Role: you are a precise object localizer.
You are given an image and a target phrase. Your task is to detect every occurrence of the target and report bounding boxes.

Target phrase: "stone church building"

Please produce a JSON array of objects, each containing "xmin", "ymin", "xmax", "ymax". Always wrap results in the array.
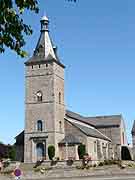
[{"xmin": 15, "ymin": 16, "xmax": 128, "ymax": 163}]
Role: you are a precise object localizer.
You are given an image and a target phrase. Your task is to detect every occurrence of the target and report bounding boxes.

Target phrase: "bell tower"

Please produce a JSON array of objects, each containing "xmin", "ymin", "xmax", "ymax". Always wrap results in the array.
[{"xmin": 24, "ymin": 16, "xmax": 65, "ymax": 163}]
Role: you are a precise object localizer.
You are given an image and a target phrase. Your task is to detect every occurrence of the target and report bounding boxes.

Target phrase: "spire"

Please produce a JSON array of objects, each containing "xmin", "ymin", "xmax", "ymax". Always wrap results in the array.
[
  {"xmin": 26, "ymin": 16, "xmax": 63, "ymax": 65},
  {"xmin": 34, "ymin": 15, "xmax": 57, "ymax": 59}
]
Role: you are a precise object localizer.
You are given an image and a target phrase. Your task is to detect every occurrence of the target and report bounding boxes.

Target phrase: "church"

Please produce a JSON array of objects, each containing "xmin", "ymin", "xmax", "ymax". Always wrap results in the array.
[{"xmin": 15, "ymin": 16, "xmax": 128, "ymax": 163}]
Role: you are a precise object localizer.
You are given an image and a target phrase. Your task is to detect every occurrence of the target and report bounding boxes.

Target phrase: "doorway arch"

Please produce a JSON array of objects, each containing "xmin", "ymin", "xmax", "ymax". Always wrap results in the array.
[{"xmin": 36, "ymin": 143, "xmax": 45, "ymax": 161}]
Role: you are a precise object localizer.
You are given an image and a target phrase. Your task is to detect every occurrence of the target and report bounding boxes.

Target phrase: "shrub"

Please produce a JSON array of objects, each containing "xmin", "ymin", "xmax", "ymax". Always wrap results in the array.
[
  {"xmin": 104, "ymin": 160, "xmax": 114, "ymax": 165},
  {"xmin": 3, "ymin": 160, "xmax": 10, "ymax": 168},
  {"xmin": 104, "ymin": 160, "xmax": 109, "ymax": 165},
  {"xmin": 98, "ymin": 162, "xmax": 104, "ymax": 166},
  {"xmin": 8, "ymin": 146, "xmax": 16, "ymax": 161},
  {"xmin": 78, "ymin": 144, "xmax": 86, "ymax": 159},
  {"xmin": 128, "ymin": 163, "xmax": 133, "ymax": 168},
  {"xmin": 48, "ymin": 145, "xmax": 55, "ymax": 160},
  {"xmin": 34, "ymin": 166, "xmax": 52, "ymax": 173},
  {"xmin": 85, "ymin": 165, "xmax": 90, "ymax": 169},
  {"xmin": 34, "ymin": 167, "xmax": 41, "ymax": 172},
  {"xmin": 93, "ymin": 164, "xmax": 97, "ymax": 167}
]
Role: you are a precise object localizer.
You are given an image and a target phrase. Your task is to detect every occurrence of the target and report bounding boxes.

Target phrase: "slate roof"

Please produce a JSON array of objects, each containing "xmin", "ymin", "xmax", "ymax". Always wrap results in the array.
[
  {"xmin": 15, "ymin": 131, "xmax": 24, "ymax": 146},
  {"xmin": 65, "ymin": 118, "xmax": 111, "ymax": 142},
  {"xmin": 59, "ymin": 134, "xmax": 81, "ymax": 145},
  {"xmin": 66, "ymin": 110, "xmax": 85, "ymax": 121},
  {"xmin": 25, "ymin": 16, "xmax": 65, "ymax": 68},
  {"xmin": 84, "ymin": 116, "xmax": 121, "ymax": 128},
  {"xmin": 66, "ymin": 110, "xmax": 95, "ymax": 127},
  {"xmin": 66, "ymin": 110, "xmax": 122, "ymax": 128},
  {"xmin": 26, "ymin": 54, "xmax": 55, "ymax": 64}
]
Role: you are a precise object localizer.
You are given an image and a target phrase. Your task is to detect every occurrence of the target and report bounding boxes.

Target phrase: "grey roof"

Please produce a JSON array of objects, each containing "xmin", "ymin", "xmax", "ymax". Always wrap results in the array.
[
  {"xmin": 65, "ymin": 118, "xmax": 111, "ymax": 142},
  {"xmin": 131, "ymin": 120, "xmax": 135, "ymax": 135},
  {"xmin": 59, "ymin": 134, "xmax": 81, "ymax": 145},
  {"xmin": 66, "ymin": 110, "xmax": 95, "ymax": 127},
  {"xmin": 66, "ymin": 110, "xmax": 122, "ymax": 128},
  {"xmin": 84, "ymin": 116, "xmax": 122, "ymax": 128},
  {"xmin": 26, "ymin": 52, "xmax": 56, "ymax": 64},
  {"xmin": 25, "ymin": 17, "xmax": 65, "ymax": 69},
  {"xmin": 25, "ymin": 55, "xmax": 65, "ymax": 68},
  {"xmin": 66, "ymin": 110, "xmax": 85, "ymax": 121},
  {"xmin": 15, "ymin": 131, "xmax": 24, "ymax": 146}
]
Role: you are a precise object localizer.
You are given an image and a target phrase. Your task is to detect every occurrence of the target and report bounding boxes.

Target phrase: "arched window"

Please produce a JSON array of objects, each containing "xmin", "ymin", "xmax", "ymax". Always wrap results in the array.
[
  {"xmin": 59, "ymin": 121, "xmax": 62, "ymax": 131},
  {"xmin": 59, "ymin": 92, "xmax": 61, "ymax": 104},
  {"xmin": 37, "ymin": 120, "xmax": 43, "ymax": 131},
  {"xmin": 36, "ymin": 91, "xmax": 43, "ymax": 102}
]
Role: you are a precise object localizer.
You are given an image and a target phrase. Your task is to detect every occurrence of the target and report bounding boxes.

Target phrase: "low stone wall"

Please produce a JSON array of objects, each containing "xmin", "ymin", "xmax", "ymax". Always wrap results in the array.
[
  {"xmin": 17, "ymin": 160, "xmax": 99, "ymax": 170},
  {"xmin": 8, "ymin": 159, "xmax": 105, "ymax": 172},
  {"xmin": 8, "ymin": 160, "xmax": 135, "ymax": 172},
  {"xmin": 40, "ymin": 160, "xmax": 100, "ymax": 169}
]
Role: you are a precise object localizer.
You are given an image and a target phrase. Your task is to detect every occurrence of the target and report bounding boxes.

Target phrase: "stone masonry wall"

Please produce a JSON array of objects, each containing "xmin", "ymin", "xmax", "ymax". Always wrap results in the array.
[{"xmin": 24, "ymin": 61, "xmax": 65, "ymax": 163}]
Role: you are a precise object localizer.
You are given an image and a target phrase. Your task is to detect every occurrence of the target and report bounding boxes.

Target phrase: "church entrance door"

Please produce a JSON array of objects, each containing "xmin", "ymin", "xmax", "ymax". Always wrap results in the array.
[{"xmin": 36, "ymin": 143, "xmax": 45, "ymax": 161}]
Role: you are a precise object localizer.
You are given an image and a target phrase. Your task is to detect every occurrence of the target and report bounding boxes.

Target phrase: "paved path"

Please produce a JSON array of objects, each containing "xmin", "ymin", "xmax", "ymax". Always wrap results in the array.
[
  {"xmin": 1, "ymin": 166, "xmax": 135, "ymax": 180},
  {"xmin": 25, "ymin": 176, "xmax": 135, "ymax": 180},
  {"xmin": 1, "ymin": 174, "xmax": 135, "ymax": 180},
  {"xmin": 68, "ymin": 177, "xmax": 135, "ymax": 180}
]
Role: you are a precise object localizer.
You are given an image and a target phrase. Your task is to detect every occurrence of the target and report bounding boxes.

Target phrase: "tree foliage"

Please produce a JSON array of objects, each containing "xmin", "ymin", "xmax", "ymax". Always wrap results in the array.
[
  {"xmin": 0, "ymin": 143, "xmax": 8, "ymax": 159},
  {"xmin": 78, "ymin": 144, "xmax": 86, "ymax": 159},
  {"xmin": 0, "ymin": 143, "xmax": 16, "ymax": 160},
  {"xmin": 8, "ymin": 146, "xmax": 16, "ymax": 161},
  {"xmin": 0, "ymin": 0, "xmax": 77, "ymax": 57},
  {"xmin": 0, "ymin": 0, "xmax": 39, "ymax": 57},
  {"xmin": 48, "ymin": 145, "xmax": 55, "ymax": 160}
]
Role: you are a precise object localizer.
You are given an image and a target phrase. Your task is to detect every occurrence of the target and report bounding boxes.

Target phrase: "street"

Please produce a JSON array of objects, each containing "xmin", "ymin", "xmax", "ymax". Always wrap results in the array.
[
  {"xmin": 66, "ymin": 177, "xmax": 135, "ymax": 180},
  {"xmin": 25, "ymin": 176, "xmax": 135, "ymax": 180},
  {"xmin": 1, "ymin": 174, "xmax": 135, "ymax": 180}
]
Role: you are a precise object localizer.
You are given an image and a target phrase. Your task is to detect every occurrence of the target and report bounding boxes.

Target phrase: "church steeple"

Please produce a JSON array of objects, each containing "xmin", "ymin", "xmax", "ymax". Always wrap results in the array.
[
  {"xmin": 34, "ymin": 15, "xmax": 57, "ymax": 60},
  {"xmin": 24, "ymin": 16, "xmax": 65, "ymax": 163},
  {"xmin": 25, "ymin": 16, "xmax": 64, "ymax": 67}
]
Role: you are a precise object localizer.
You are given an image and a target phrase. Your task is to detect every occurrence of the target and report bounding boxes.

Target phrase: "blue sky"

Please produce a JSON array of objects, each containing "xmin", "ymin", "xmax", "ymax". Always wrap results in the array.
[{"xmin": 0, "ymin": 0, "xmax": 135, "ymax": 144}]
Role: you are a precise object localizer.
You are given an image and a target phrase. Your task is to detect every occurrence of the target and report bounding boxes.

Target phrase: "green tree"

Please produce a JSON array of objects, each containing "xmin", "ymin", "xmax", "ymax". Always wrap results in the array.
[
  {"xmin": 0, "ymin": 0, "xmax": 76, "ymax": 57},
  {"xmin": 0, "ymin": 143, "xmax": 8, "ymax": 159},
  {"xmin": 8, "ymin": 146, "xmax": 16, "ymax": 161},
  {"xmin": 78, "ymin": 144, "xmax": 86, "ymax": 159},
  {"xmin": 48, "ymin": 145, "xmax": 55, "ymax": 160},
  {"xmin": 0, "ymin": 0, "xmax": 39, "ymax": 57}
]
